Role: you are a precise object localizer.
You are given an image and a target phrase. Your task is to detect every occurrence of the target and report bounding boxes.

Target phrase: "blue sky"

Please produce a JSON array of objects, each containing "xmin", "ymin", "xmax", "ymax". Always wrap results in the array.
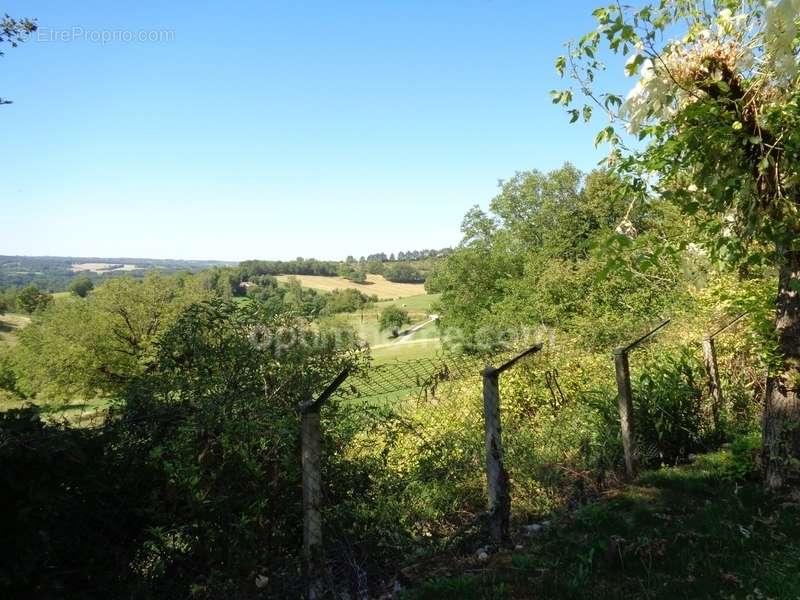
[{"xmin": 1, "ymin": 1, "xmax": 627, "ymax": 261}]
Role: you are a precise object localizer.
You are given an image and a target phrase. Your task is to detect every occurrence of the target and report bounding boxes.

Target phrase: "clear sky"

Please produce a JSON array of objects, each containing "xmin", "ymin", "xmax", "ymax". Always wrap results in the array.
[{"xmin": 1, "ymin": 1, "xmax": 627, "ymax": 261}]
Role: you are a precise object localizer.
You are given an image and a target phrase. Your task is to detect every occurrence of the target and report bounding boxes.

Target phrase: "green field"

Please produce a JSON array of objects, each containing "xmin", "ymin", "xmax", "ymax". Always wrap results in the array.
[
  {"xmin": 1, "ymin": 291, "xmax": 444, "ymax": 420},
  {"xmin": 334, "ymin": 293, "xmax": 443, "ymax": 363}
]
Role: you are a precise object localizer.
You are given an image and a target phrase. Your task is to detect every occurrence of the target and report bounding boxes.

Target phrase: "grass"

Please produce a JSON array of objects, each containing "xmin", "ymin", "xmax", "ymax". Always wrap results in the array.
[
  {"xmin": 276, "ymin": 273, "xmax": 426, "ymax": 300},
  {"xmin": 374, "ymin": 293, "xmax": 441, "ymax": 312},
  {"xmin": 371, "ymin": 337, "xmax": 442, "ymax": 364},
  {"xmin": 335, "ymin": 293, "xmax": 443, "ymax": 363},
  {"xmin": 0, "ymin": 393, "xmax": 111, "ymax": 426},
  {"xmin": 402, "ymin": 451, "xmax": 800, "ymax": 600},
  {"xmin": 0, "ymin": 313, "xmax": 30, "ymax": 347}
]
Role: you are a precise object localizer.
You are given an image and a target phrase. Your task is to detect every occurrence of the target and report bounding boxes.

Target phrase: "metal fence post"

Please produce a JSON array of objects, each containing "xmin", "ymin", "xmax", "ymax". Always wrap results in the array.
[
  {"xmin": 300, "ymin": 407, "xmax": 323, "ymax": 600},
  {"xmin": 297, "ymin": 368, "xmax": 350, "ymax": 600},
  {"xmin": 613, "ymin": 347, "xmax": 637, "ymax": 480},
  {"xmin": 480, "ymin": 344, "xmax": 542, "ymax": 543},
  {"xmin": 702, "ymin": 335, "xmax": 723, "ymax": 435},
  {"xmin": 482, "ymin": 366, "xmax": 510, "ymax": 543},
  {"xmin": 611, "ymin": 320, "xmax": 670, "ymax": 480}
]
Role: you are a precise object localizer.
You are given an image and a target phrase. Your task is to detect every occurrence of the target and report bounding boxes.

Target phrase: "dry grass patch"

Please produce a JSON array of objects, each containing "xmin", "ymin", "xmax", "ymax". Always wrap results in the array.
[{"xmin": 275, "ymin": 274, "xmax": 425, "ymax": 300}]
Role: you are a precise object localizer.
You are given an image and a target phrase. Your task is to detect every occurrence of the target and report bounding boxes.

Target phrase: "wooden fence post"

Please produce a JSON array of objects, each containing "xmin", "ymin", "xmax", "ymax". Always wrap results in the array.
[
  {"xmin": 702, "ymin": 334, "xmax": 723, "ymax": 435},
  {"xmin": 482, "ymin": 367, "xmax": 510, "ymax": 543},
  {"xmin": 613, "ymin": 348, "xmax": 637, "ymax": 480},
  {"xmin": 301, "ymin": 407, "xmax": 323, "ymax": 600}
]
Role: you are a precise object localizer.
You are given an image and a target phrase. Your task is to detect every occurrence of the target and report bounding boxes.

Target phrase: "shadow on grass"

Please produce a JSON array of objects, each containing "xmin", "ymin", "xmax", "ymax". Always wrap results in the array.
[{"xmin": 403, "ymin": 451, "xmax": 800, "ymax": 600}]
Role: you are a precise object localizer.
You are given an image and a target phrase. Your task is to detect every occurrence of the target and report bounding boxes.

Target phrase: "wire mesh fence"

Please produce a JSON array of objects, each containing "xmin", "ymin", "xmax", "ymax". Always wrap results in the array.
[
  {"xmin": 296, "ymin": 346, "xmax": 551, "ymax": 597},
  {"xmin": 1, "ymin": 310, "xmax": 769, "ymax": 599}
]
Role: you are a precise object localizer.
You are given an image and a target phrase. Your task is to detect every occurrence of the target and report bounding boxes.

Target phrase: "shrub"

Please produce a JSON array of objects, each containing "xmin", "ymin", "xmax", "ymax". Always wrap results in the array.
[
  {"xmin": 721, "ymin": 431, "xmax": 762, "ymax": 481},
  {"xmin": 632, "ymin": 347, "xmax": 707, "ymax": 466}
]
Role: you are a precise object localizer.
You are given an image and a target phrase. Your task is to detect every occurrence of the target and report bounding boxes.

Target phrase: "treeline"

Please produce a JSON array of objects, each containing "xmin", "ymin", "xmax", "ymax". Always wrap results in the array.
[
  {"xmin": 235, "ymin": 257, "xmax": 428, "ymax": 284},
  {"xmin": 362, "ymin": 247, "xmax": 452, "ymax": 262},
  {"xmin": 237, "ymin": 258, "xmax": 339, "ymax": 278},
  {"xmin": 0, "ymin": 254, "xmax": 442, "ymax": 297},
  {"xmin": 239, "ymin": 274, "xmax": 377, "ymax": 318}
]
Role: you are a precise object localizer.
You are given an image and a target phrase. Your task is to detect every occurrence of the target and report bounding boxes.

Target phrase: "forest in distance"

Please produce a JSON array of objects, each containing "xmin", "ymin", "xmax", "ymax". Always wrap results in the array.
[{"xmin": 4, "ymin": 1, "xmax": 800, "ymax": 599}]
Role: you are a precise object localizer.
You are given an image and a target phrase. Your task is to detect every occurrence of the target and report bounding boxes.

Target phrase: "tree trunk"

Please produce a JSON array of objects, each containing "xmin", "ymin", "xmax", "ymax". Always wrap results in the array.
[{"xmin": 762, "ymin": 249, "xmax": 800, "ymax": 490}]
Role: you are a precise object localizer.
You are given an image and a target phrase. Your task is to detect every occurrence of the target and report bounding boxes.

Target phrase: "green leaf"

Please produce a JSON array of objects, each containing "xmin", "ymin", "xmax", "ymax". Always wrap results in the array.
[
  {"xmin": 555, "ymin": 55, "xmax": 566, "ymax": 77},
  {"xmin": 592, "ymin": 7, "xmax": 609, "ymax": 23},
  {"xmin": 604, "ymin": 94, "xmax": 622, "ymax": 109},
  {"xmin": 624, "ymin": 54, "xmax": 645, "ymax": 77},
  {"xmin": 732, "ymin": 121, "xmax": 743, "ymax": 130}
]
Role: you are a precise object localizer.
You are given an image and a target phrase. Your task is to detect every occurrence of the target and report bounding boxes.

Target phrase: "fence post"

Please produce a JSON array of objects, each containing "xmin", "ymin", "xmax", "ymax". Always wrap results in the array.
[
  {"xmin": 297, "ymin": 368, "xmax": 350, "ymax": 600},
  {"xmin": 482, "ymin": 366, "xmax": 510, "ymax": 543},
  {"xmin": 301, "ymin": 406, "xmax": 323, "ymax": 600},
  {"xmin": 613, "ymin": 348, "xmax": 637, "ymax": 480},
  {"xmin": 702, "ymin": 334, "xmax": 723, "ymax": 435}
]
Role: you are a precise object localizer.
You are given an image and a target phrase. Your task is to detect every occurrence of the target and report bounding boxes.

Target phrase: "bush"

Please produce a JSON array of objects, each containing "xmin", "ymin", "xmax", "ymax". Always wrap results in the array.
[
  {"xmin": 722, "ymin": 431, "xmax": 762, "ymax": 481},
  {"xmin": 632, "ymin": 347, "xmax": 707, "ymax": 466},
  {"xmin": 68, "ymin": 275, "xmax": 94, "ymax": 298},
  {"xmin": 1, "ymin": 299, "xmax": 368, "ymax": 598}
]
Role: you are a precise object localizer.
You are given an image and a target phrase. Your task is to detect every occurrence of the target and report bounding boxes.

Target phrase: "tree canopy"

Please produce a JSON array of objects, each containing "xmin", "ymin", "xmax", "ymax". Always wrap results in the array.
[
  {"xmin": 556, "ymin": 0, "xmax": 800, "ymax": 489},
  {"xmin": 68, "ymin": 276, "xmax": 94, "ymax": 298}
]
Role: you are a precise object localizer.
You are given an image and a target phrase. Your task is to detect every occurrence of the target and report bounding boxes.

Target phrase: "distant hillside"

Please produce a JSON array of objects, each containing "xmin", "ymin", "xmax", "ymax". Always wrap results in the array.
[{"xmin": 0, "ymin": 255, "xmax": 235, "ymax": 292}]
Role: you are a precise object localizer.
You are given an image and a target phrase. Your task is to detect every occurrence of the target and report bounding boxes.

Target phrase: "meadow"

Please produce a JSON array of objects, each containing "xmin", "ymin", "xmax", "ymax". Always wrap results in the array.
[{"xmin": 327, "ymin": 292, "xmax": 443, "ymax": 363}]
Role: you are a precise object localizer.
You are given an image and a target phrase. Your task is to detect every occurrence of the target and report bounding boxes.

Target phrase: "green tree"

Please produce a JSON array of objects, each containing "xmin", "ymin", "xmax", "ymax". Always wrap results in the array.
[
  {"xmin": 11, "ymin": 273, "xmax": 212, "ymax": 399},
  {"xmin": 558, "ymin": 0, "xmax": 800, "ymax": 489},
  {"xmin": 384, "ymin": 263, "xmax": 424, "ymax": 283},
  {"xmin": 365, "ymin": 260, "xmax": 385, "ymax": 275},
  {"xmin": 379, "ymin": 305, "xmax": 411, "ymax": 337},
  {"xmin": 323, "ymin": 288, "xmax": 372, "ymax": 315},
  {"xmin": 428, "ymin": 165, "xmax": 683, "ymax": 350},
  {"xmin": 68, "ymin": 276, "xmax": 94, "ymax": 298},
  {"xmin": 16, "ymin": 284, "xmax": 53, "ymax": 314}
]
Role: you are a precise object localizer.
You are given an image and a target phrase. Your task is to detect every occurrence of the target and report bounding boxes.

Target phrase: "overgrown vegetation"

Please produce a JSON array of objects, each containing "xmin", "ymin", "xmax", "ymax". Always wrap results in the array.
[
  {"xmin": 0, "ymin": 163, "xmax": 773, "ymax": 597},
  {"xmin": 3, "ymin": 0, "xmax": 799, "ymax": 597},
  {"xmin": 403, "ymin": 451, "xmax": 800, "ymax": 599}
]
